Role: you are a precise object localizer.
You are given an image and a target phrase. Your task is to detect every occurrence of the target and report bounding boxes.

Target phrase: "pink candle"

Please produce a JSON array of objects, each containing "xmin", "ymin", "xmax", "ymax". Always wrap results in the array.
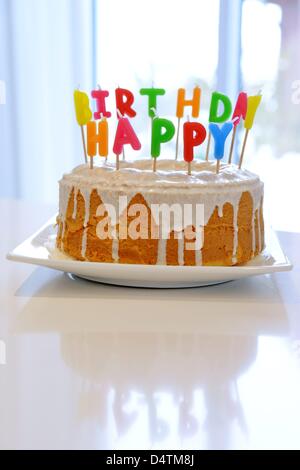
[
  {"xmin": 91, "ymin": 89, "xmax": 111, "ymax": 119},
  {"xmin": 113, "ymin": 117, "xmax": 141, "ymax": 155}
]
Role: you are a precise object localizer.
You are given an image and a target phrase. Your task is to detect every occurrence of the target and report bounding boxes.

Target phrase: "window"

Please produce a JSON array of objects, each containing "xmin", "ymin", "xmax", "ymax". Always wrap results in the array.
[
  {"xmin": 95, "ymin": 0, "xmax": 221, "ymax": 158},
  {"xmin": 241, "ymin": 0, "xmax": 300, "ymax": 231}
]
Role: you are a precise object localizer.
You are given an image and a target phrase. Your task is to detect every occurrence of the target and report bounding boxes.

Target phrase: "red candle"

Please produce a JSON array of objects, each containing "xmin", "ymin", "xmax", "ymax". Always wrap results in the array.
[
  {"xmin": 183, "ymin": 121, "xmax": 207, "ymax": 163},
  {"xmin": 115, "ymin": 88, "xmax": 136, "ymax": 118},
  {"xmin": 232, "ymin": 92, "xmax": 248, "ymax": 126}
]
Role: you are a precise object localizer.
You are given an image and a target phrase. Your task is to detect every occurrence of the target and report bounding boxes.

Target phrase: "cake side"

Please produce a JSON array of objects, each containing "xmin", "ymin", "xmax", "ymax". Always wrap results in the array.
[{"xmin": 56, "ymin": 160, "xmax": 264, "ymax": 266}]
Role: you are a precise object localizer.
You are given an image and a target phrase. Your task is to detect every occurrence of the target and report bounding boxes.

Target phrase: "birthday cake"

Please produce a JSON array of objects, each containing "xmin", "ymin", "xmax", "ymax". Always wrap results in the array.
[
  {"xmin": 56, "ymin": 159, "xmax": 264, "ymax": 266},
  {"xmin": 56, "ymin": 86, "xmax": 264, "ymax": 266}
]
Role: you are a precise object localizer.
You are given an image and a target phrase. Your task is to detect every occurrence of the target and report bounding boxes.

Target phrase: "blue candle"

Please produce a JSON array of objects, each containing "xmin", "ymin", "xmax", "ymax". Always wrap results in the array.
[{"xmin": 209, "ymin": 122, "xmax": 233, "ymax": 173}]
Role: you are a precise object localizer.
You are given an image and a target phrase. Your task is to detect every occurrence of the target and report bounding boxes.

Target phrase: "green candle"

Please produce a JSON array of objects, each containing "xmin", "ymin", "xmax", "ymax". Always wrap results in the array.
[
  {"xmin": 140, "ymin": 88, "xmax": 166, "ymax": 118},
  {"xmin": 151, "ymin": 117, "xmax": 175, "ymax": 158},
  {"xmin": 209, "ymin": 91, "xmax": 232, "ymax": 123}
]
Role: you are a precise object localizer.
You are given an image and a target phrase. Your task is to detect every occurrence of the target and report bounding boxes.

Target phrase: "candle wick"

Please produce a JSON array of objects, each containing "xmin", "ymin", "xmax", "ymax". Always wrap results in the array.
[
  {"xmin": 97, "ymin": 84, "xmax": 101, "ymax": 90},
  {"xmin": 117, "ymin": 109, "xmax": 123, "ymax": 119}
]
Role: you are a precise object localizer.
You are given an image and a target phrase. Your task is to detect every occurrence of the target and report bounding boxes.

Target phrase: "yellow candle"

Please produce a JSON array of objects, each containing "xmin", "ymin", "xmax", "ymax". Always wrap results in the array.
[
  {"xmin": 74, "ymin": 90, "xmax": 92, "ymax": 126},
  {"xmin": 244, "ymin": 94, "xmax": 262, "ymax": 130}
]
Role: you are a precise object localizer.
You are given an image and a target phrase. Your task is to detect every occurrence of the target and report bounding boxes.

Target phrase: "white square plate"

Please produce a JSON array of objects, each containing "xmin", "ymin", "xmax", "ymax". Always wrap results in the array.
[{"xmin": 7, "ymin": 216, "xmax": 292, "ymax": 288}]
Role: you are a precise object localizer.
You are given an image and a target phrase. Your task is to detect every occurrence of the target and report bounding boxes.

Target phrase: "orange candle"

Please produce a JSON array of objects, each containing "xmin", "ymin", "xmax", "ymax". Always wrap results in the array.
[
  {"xmin": 176, "ymin": 87, "xmax": 201, "ymax": 119},
  {"xmin": 87, "ymin": 119, "xmax": 109, "ymax": 158}
]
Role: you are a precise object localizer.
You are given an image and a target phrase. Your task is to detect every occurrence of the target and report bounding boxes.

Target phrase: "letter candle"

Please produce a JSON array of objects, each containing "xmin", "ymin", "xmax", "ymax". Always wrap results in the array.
[
  {"xmin": 209, "ymin": 122, "xmax": 233, "ymax": 174},
  {"xmin": 175, "ymin": 86, "xmax": 201, "ymax": 160},
  {"xmin": 151, "ymin": 115, "xmax": 175, "ymax": 172},
  {"xmin": 228, "ymin": 92, "xmax": 248, "ymax": 164},
  {"xmin": 239, "ymin": 93, "xmax": 262, "ymax": 169},
  {"xmin": 183, "ymin": 117, "xmax": 206, "ymax": 175},
  {"xmin": 74, "ymin": 90, "xmax": 92, "ymax": 164},
  {"xmin": 115, "ymin": 87, "xmax": 136, "ymax": 118},
  {"xmin": 113, "ymin": 116, "xmax": 141, "ymax": 170},
  {"xmin": 205, "ymin": 92, "xmax": 232, "ymax": 161},
  {"xmin": 100, "ymin": 113, "xmax": 108, "ymax": 162},
  {"xmin": 116, "ymin": 108, "xmax": 126, "ymax": 161},
  {"xmin": 140, "ymin": 87, "xmax": 166, "ymax": 119},
  {"xmin": 87, "ymin": 118, "xmax": 109, "ymax": 169},
  {"xmin": 91, "ymin": 88, "xmax": 111, "ymax": 119}
]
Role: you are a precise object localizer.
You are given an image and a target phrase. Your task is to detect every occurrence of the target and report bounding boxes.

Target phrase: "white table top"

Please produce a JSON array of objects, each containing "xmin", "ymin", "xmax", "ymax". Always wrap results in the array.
[{"xmin": 1, "ymin": 198, "xmax": 300, "ymax": 450}]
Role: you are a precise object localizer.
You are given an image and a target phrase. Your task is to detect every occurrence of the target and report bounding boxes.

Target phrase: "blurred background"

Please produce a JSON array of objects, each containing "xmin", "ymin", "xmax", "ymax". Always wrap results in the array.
[{"xmin": 0, "ymin": 0, "xmax": 299, "ymax": 231}]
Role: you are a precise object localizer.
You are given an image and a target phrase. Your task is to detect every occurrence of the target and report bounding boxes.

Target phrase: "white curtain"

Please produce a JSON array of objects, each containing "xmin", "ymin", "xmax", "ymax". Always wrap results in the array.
[{"xmin": 0, "ymin": 0, "xmax": 95, "ymax": 203}]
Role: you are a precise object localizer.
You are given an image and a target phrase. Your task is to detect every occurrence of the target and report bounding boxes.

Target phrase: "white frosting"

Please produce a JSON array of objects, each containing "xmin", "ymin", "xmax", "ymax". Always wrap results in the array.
[
  {"xmin": 81, "ymin": 229, "xmax": 87, "ymax": 259},
  {"xmin": 58, "ymin": 159, "xmax": 264, "ymax": 265},
  {"xmin": 112, "ymin": 237, "xmax": 119, "ymax": 262},
  {"xmin": 72, "ymin": 187, "xmax": 79, "ymax": 219},
  {"xmin": 157, "ymin": 238, "xmax": 167, "ymax": 265},
  {"xmin": 177, "ymin": 237, "xmax": 184, "ymax": 266},
  {"xmin": 252, "ymin": 211, "xmax": 256, "ymax": 254},
  {"xmin": 59, "ymin": 159, "xmax": 261, "ymax": 191},
  {"xmin": 257, "ymin": 202, "xmax": 262, "ymax": 252}
]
